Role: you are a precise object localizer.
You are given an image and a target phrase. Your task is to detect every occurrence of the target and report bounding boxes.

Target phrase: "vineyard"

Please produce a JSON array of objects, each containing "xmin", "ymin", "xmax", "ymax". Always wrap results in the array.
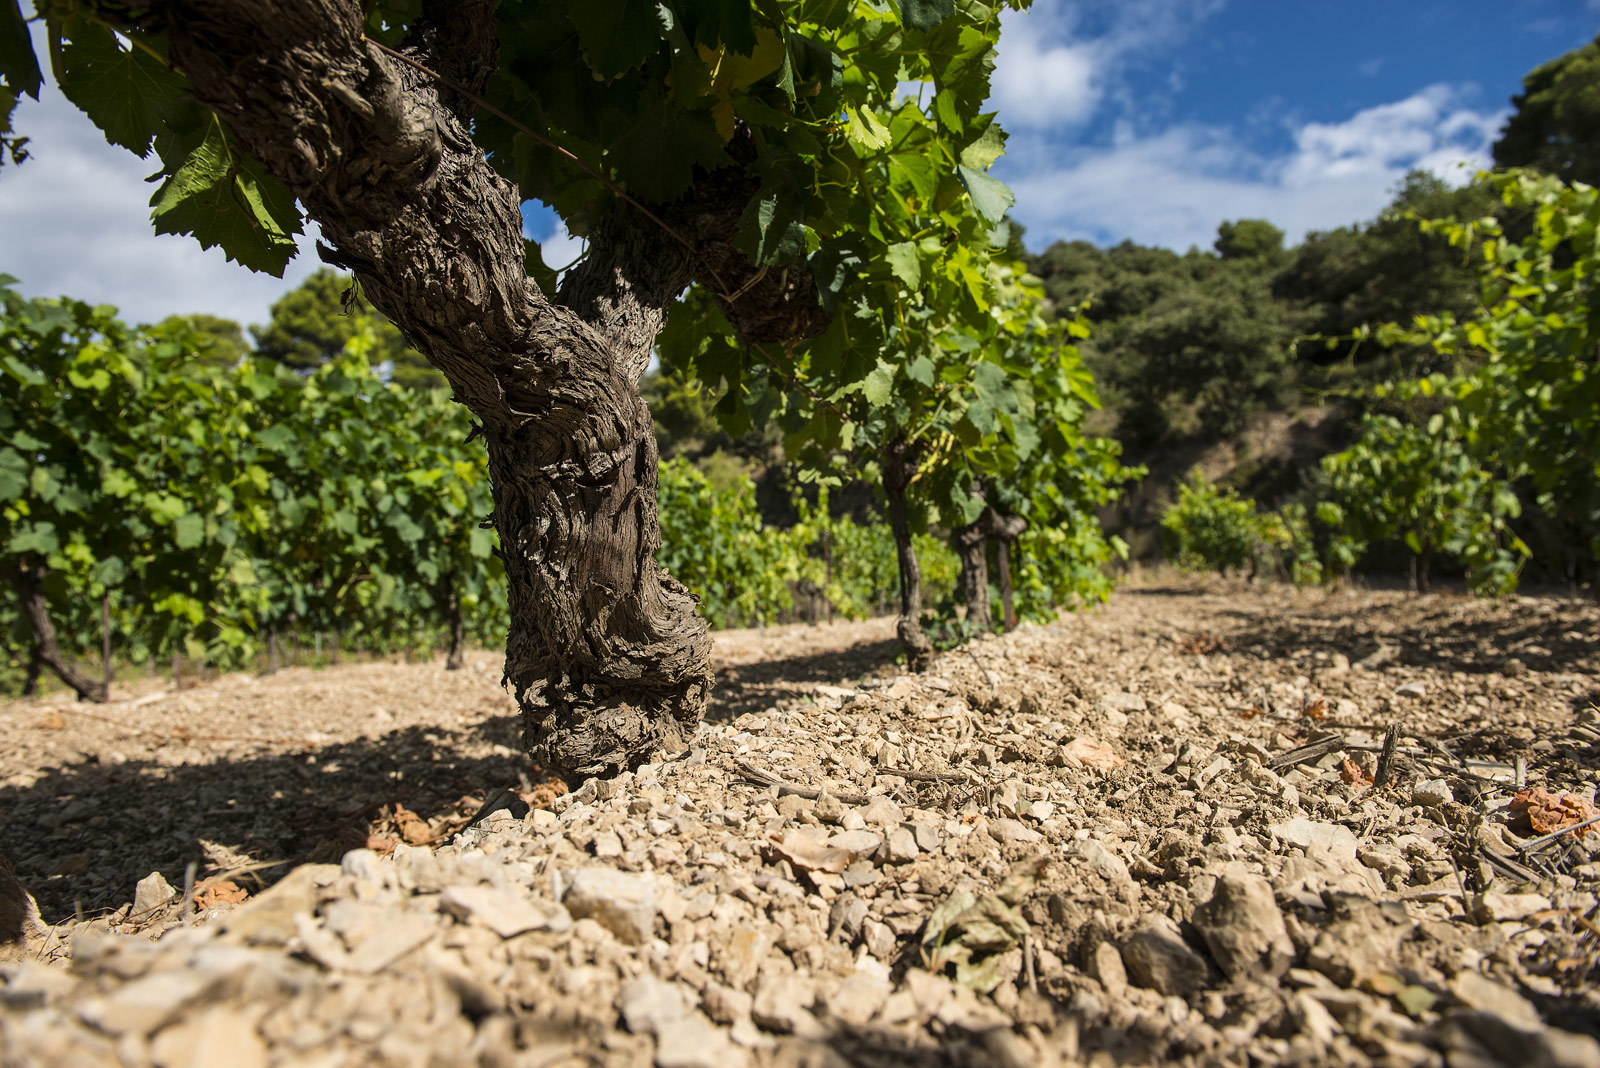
[
  {"xmin": 2, "ymin": 3, "xmax": 1600, "ymax": 1067},
  {"xmin": 0, "ymin": 279, "xmax": 1131, "ymax": 701}
]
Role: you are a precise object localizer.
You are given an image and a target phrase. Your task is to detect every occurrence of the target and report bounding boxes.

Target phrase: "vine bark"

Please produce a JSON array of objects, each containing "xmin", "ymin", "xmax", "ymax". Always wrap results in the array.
[{"xmin": 109, "ymin": 0, "xmax": 828, "ymax": 775}]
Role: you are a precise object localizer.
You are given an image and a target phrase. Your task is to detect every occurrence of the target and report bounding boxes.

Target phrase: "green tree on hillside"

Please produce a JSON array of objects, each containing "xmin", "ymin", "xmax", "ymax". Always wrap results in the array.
[
  {"xmin": 1493, "ymin": 34, "xmax": 1600, "ymax": 186},
  {"xmin": 151, "ymin": 313, "xmax": 250, "ymax": 368},
  {"xmin": 1276, "ymin": 172, "xmax": 1493, "ymax": 373},
  {"xmin": 252, "ymin": 269, "xmax": 444, "ymax": 390},
  {"xmin": 1214, "ymin": 219, "xmax": 1286, "ymax": 263}
]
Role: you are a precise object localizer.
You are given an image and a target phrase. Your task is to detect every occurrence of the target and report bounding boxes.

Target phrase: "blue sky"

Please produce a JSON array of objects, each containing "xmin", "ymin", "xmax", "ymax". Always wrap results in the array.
[{"xmin": 3, "ymin": 1, "xmax": 1595, "ymax": 328}]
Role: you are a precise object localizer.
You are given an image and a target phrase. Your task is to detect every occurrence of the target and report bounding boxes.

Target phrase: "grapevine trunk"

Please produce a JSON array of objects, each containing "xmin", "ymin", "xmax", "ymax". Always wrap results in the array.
[
  {"xmin": 3, "ymin": 559, "xmax": 106, "ymax": 702},
  {"xmin": 883, "ymin": 447, "xmax": 934, "ymax": 672},
  {"xmin": 956, "ymin": 521, "xmax": 991, "ymax": 630}
]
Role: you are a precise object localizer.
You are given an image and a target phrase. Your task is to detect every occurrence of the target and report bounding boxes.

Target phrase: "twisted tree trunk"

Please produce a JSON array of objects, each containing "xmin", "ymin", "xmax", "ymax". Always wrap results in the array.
[
  {"xmin": 983, "ymin": 511, "xmax": 1028, "ymax": 632},
  {"xmin": 882, "ymin": 444, "xmax": 934, "ymax": 672},
  {"xmin": 955, "ymin": 521, "xmax": 990, "ymax": 631},
  {"xmin": 432, "ymin": 580, "xmax": 466, "ymax": 671},
  {"xmin": 115, "ymin": 0, "xmax": 826, "ymax": 776},
  {"xmin": 3, "ymin": 559, "xmax": 106, "ymax": 702}
]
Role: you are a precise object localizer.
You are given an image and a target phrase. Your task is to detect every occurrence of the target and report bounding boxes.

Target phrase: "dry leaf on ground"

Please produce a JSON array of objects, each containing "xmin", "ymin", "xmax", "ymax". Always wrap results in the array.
[
  {"xmin": 392, "ymin": 803, "xmax": 434, "ymax": 845},
  {"xmin": 1340, "ymin": 758, "xmax": 1374, "ymax": 787},
  {"xmin": 1511, "ymin": 788, "xmax": 1600, "ymax": 838},
  {"xmin": 1062, "ymin": 736, "xmax": 1125, "ymax": 770},
  {"xmin": 767, "ymin": 830, "xmax": 871, "ymax": 874},
  {"xmin": 195, "ymin": 880, "xmax": 248, "ymax": 909}
]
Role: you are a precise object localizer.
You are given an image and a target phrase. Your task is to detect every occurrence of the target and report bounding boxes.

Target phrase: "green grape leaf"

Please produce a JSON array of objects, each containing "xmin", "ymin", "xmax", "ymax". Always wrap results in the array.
[
  {"xmin": 608, "ymin": 95, "xmax": 730, "ymax": 203},
  {"xmin": 885, "ymin": 241, "xmax": 921, "ymax": 289},
  {"xmin": 956, "ymin": 165, "xmax": 1013, "ymax": 225},
  {"xmin": 91, "ymin": 555, "xmax": 126, "ymax": 587},
  {"xmin": 50, "ymin": 21, "xmax": 187, "ymax": 158},
  {"xmin": 567, "ymin": 0, "xmax": 664, "ymax": 81},
  {"xmin": 150, "ymin": 121, "xmax": 303, "ymax": 276},
  {"xmin": 0, "ymin": 0, "xmax": 42, "ymax": 100},
  {"xmin": 469, "ymin": 525, "xmax": 495, "ymax": 559},
  {"xmin": 844, "ymin": 105, "xmax": 892, "ymax": 151},
  {"xmin": 736, "ymin": 188, "xmax": 807, "ymax": 266},
  {"xmin": 7, "ymin": 521, "xmax": 57, "ymax": 555},
  {"xmin": 0, "ymin": 446, "xmax": 26, "ymax": 500},
  {"xmin": 173, "ymin": 512, "xmax": 204, "ymax": 548},
  {"xmin": 958, "ymin": 117, "xmax": 1006, "ymax": 169},
  {"xmin": 901, "ymin": 0, "xmax": 956, "ymax": 33},
  {"xmin": 862, "ymin": 361, "xmax": 896, "ymax": 406}
]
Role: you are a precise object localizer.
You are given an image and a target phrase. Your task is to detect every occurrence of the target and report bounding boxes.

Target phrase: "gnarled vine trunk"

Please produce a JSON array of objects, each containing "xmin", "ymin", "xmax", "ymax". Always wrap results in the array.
[
  {"xmin": 984, "ymin": 511, "xmax": 1028, "ymax": 631},
  {"xmin": 4, "ymin": 559, "xmax": 106, "ymax": 702},
  {"xmin": 125, "ymin": 0, "xmax": 826, "ymax": 776},
  {"xmin": 955, "ymin": 521, "xmax": 990, "ymax": 631},
  {"xmin": 882, "ymin": 444, "xmax": 934, "ymax": 672}
]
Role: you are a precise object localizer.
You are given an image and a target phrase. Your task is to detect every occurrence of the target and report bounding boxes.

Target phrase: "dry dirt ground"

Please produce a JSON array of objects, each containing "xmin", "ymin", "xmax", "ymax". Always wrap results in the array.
[{"xmin": 2, "ymin": 582, "xmax": 1599, "ymax": 1067}]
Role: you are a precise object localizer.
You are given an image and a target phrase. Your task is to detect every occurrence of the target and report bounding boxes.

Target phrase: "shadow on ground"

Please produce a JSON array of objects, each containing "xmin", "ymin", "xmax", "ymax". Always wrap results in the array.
[
  {"xmin": 2, "ymin": 636, "xmax": 901, "ymax": 923},
  {"xmin": 707, "ymin": 637, "xmax": 902, "ymax": 722},
  {"xmin": 1209, "ymin": 596, "xmax": 1599, "ymax": 678}
]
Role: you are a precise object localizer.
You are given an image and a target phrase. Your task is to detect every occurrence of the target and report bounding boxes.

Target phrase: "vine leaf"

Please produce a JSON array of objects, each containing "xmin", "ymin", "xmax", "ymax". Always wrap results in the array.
[
  {"xmin": 900, "ymin": 0, "xmax": 956, "ymax": 34},
  {"xmin": 0, "ymin": 0, "xmax": 42, "ymax": 100},
  {"xmin": 956, "ymin": 164, "xmax": 1013, "ymax": 225},
  {"xmin": 149, "ymin": 121, "xmax": 303, "ymax": 277},
  {"xmin": 608, "ymin": 93, "xmax": 730, "ymax": 202},
  {"xmin": 567, "ymin": 0, "xmax": 665, "ymax": 81},
  {"xmin": 49, "ymin": 20, "xmax": 186, "ymax": 158}
]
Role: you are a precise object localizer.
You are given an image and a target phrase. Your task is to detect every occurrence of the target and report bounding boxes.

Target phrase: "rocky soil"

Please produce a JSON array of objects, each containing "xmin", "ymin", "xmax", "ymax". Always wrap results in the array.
[{"xmin": 2, "ymin": 582, "xmax": 1599, "ymax": 1067}]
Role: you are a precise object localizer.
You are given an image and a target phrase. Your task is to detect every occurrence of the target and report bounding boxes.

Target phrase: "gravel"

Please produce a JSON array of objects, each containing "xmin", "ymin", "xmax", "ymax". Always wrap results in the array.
[{"xmin": 3, "ymin": 580, "xmax": 1600, "ymax": 1067}]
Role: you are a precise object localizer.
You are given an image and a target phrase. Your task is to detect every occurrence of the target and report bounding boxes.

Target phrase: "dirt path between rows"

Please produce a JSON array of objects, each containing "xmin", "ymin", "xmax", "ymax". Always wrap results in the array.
[{"xmin": 3, "ymin": 582, "xmax": 1599, "ymax": 1067}]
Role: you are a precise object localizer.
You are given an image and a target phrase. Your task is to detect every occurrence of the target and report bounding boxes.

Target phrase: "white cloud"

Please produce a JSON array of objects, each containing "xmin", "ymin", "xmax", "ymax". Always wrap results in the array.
[
  {"xmin": 990, "ymin": 1, "xmax": 1225, "ymax": 130},
  {"xmin": 1005, "ymin": 85, "xmax": 1506, "ymax": 252},
  {"xmin": 991, "ymin": 33, "xmax": 1101, "ymax": 128},
  {"xmin": 536, "ymin": 219, "xmax": 586, "ymax": 274},
  {"xmin": 1, "ymin": 77, "xmax": 322, "ymax": 329}
]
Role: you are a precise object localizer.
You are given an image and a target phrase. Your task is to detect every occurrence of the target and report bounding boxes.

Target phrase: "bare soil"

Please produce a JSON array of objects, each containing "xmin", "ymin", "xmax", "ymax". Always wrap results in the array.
[{"xmin": 2, "ymin": 581, "xmax": 1599, "ymax": 1067}]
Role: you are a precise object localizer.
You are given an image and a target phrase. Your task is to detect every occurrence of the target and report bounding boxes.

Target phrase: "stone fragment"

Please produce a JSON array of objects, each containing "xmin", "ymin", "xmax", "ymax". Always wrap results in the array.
[
  {"xmin": 1413, "ymin": 779, "xmax": 1454, "ymax": 808},
  {"xmin": 440, "ymin": 885, "xmax": 564, "ymax": 938},
  {"xmin": 883, "ymin": 827, "xmax": 919, "ymax": 864},
  {"xmin": 219, "ymin": 864, "xmax": 337, "ymax": 947},
  {"xmin": 826, "ymin": 830, "xmax": 883, "ymax": 856},
  {"xmin": 857, "ymin": 797, "xmax": 904, "ymax": 828},
  {"xmin": 751, "ymin": 972, "xmax": 818, "ymax": 1035},
  {"xmin": 1291, "ymin": 992, "xmax": 1340, "ymax": 1045},
  {"xmin": 910, "ymin": 823, "xmax": 941, "ymax": 852},
  {"xmin": 149, "ymin": 1006, "xmax": 269, "ymax": 1068},
  {"xmin": 827, "ymin": 970, "xmax": 892, "ymax": 1027},
  {"xmin": 702, "ymin": 984, "xmax": 752, "ymax": 1026},
  {"xmin": 990, "ymin": 819, "xmax": 1044, "ymax": 845},
  {"xmin": 619, "ymin": 975, "xmax": 690, "ymax": 1035},
  {"xmin": 1088, "ymin": 941, "xmax": 1127, "ymax": 998},
  {"xmin": 1471, "ymin": 892, "xmax": 1552, "ymax": 923},
  {"xmin": 1270, "ymin": 819, "xmax": 1360, "ymax": 863},
  {"xmin": 133, "ymin": 871, "xmax": 178, "ymax": 920},
  {"xmin": 655, "ymin": 1012, "xmax": 744, "ymax": 1068},
  {"xmin": 1192, "ymin": 873, "xmax": 1293, "ymax": 979},
  {"xmin": 716, "ymin": 928, "xmax": 772, "ymax": 992},
  {"xmin": 1100, "ymin": 692, "xmax": 1147, "ymax": 713},
  {"xmin": 1448, "ymin": 971, "xmax": 1541, "ymax": 1031},
  {"xmin": 81, "ymin": 968, "xmax": 222, "ymax": 1036},
  {"xmin": 1077, "ymin": 840, "xmax": 1132, "ymax": 885},
  {"xmin": 1305, "ymin": 896, "xmax": 1405, "ymax": 986},
  {"xmin": 562, "ymin": 868, "xmax": 656, "ymax": 945},
  {"xmin": 1121, "ymin": 918, "xmax": 1209, "ymax": 997}
]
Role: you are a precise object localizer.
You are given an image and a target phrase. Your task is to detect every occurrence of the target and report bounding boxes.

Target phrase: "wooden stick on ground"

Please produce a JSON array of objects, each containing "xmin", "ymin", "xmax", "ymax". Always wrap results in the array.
[
  {"xmin": 1267, "ymin": 733, "xmax": 1345, "ymax": 771},
  {"xmin": 1374, "ymin": 724, "xmax": 1401, "ymax": 788},
  {"xmin": 734, "ymin": 759, "xmax": 868, "ymax": 806}
]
